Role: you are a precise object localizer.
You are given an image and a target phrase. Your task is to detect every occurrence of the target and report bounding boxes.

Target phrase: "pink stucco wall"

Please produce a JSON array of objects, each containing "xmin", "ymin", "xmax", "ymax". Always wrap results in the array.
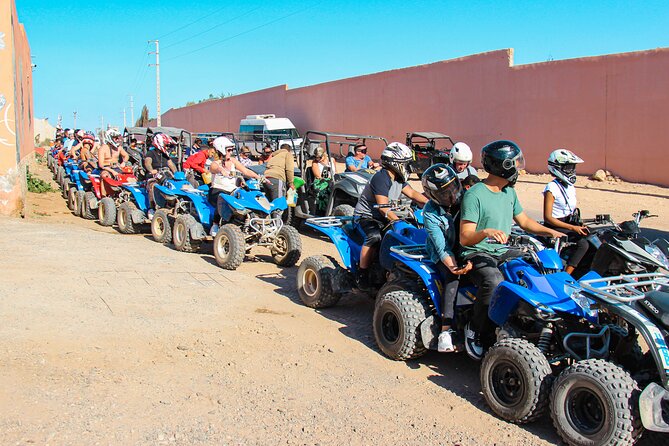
[{"xmin": 162, "ymin": 48, "xmax": 669, "ymax": 186}]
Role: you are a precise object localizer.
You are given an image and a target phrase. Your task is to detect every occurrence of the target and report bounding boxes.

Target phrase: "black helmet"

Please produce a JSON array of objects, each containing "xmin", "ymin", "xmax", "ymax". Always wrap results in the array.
[
  {"xmin": 481, "ymin": 140, "xmax": 525, "ymax": 185},
  {"xmin": 422, "ymin": 163, "xmax": 463, "ymax": 208}
]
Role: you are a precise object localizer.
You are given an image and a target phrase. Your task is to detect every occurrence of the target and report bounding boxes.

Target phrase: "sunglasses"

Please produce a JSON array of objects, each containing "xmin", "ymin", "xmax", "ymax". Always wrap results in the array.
[
  {"xmin": 226, "ymin": 148, "xmax": 235, "ymax": 152},
  {"xmin": 356, "ymin": 148, "xmax": 367, "ymax": 153},
  {"xmin": 241, "ymin": 152, "xmax": 251, "ymax": 156},
  {"xmin": 263, "ymin": 151, "xmax": 272, "ymax": 155}
]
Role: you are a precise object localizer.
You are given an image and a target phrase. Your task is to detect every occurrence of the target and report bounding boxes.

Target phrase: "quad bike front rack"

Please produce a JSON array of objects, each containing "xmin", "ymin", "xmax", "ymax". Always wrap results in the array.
[{"xmin": 579, "ymin": 272, "xmax": 669, "ymax": 303}]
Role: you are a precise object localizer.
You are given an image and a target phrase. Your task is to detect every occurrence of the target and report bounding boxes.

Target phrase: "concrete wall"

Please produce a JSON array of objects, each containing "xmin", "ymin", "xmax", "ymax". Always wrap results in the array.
[
  {"xmin": 0, "ymin": 0, "xmax": 33, "ymax": 216},
  {"xmin": 162, "ymin": 48, "xmax": 669, "ymax": 186}
]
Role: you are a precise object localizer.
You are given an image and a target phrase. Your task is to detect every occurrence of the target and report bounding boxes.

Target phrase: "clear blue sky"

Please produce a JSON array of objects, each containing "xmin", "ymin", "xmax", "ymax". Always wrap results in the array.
[{"xmin": 17, "ymin": 0, "xmax": 669, "ymax": 132}]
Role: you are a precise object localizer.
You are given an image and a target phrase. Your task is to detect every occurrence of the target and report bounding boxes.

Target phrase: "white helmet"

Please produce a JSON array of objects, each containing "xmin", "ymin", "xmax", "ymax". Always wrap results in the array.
[
  {"xmin": 104, "ymin": 129, "xmax": 122, "ymax": 149},
  {"xmin": 548, "ymin": 149, "xmax": 584, "ymax": 185},
  {"xmin": 381, "ymin": 142, "xmax": 413, "ymax": 183},
  {"xmin": 450, "ymin": 142, "xmax": 473, "ymax": 164},
  {"xmin": 213, "ymin": 136, "xmax": 235, "ymax": 155}
]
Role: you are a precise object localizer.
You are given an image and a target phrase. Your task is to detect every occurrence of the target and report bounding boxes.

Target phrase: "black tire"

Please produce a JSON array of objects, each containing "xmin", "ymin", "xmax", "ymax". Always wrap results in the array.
[
  {"xmin": 81, "ymin": 191, "xmax": 96, "ymax": 220},
  {"xmin": 271, "ymin": 225, "xmax": 302, "ymax": 266},
  {"xmin": 282, "ymin": 206, "xmax": 303, "ymax": 230},
  {"xmin": 373, "ymin": 290, "xmax": 430, "ymax": 360},
  {"xmin": 98, "ymin": 197, "xmax": 116, "ymax": 226},
  {"xmin": 151, "ymin": 209, "xmax": 172, "ymax": 244},
  {"xmin": 213, "ymin": 224, "xmax": 246, "ymax": 270},
  {"xmin": 67, "ymin": 187, "xmax": 77, "ymax": 211},
  {"xmin": 117, "ymin": 201, "xmax": 139, "ymax": 234},
  {"xmin": 377, "ymin": 278, "xmax": 417, "ymax": 299},
  {"xmin": 481, "ymin": 338, "xmax": 553, "ymax": 424},
  {"xmin": 296, "ymin": 255, "xmax": 343, "ymax": 308},
  {"xmin": 332, "ymin": 204, "xmax": 355, "ymax": 217},
  {"xmin": 74, "ymin": 190, "xmax": 84, "ymax": 217},
  {"xmin": 550, "ymin": 359, "xmax": 642, "ymax": 446},
  {"xmin": 173, "ymin": 214, "xmax": 202, "ymax": 253}
]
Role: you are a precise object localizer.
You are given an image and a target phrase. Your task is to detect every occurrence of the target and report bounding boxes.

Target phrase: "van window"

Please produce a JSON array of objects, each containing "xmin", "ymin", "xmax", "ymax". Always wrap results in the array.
[
  {"xmin": 266, "ymin": 128, "xmax": 299, "ymax": 139},
  {"xmin": 239, "ymin": 125, "xmax": 263, "ymax": 133}
]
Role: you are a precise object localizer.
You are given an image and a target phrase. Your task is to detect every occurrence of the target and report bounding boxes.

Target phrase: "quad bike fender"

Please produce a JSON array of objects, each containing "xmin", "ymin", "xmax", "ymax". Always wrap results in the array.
[
  {"xmin": 536, "ymin": 248, "xmax": 563, "ymax": 270},
  {"xmin": 304, "ymin": 221, "xmax": 354, "ymax": 269},
  {"xmin": 186, "ymin": 195, "xmax": 215, "ymax": 228},
  {"xmin": 388, "ymin": 251, "xmax": 441, "ymax": 309},
  {"xmin": 639, "ymin": 382, "xmax": 669, "ymax": 432},
  {"xmin": 488, "ymin": 282, "xmax": 557, "ymax": 326},
  {"xmin": 419, "ymin": 314, "xmax": 440, "ymax": 351},
  {"xmin": 123, "ymin": 185, "xmax": 150, "ymax": 212}
]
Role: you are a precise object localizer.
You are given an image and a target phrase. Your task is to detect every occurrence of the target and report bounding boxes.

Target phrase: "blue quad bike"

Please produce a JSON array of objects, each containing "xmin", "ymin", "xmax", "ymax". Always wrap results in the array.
[
  {"xmin": 146, "ymin": 171, "xmax": 200, "ymax": 244},
  {"xmin": 210, "ymin": 178, "xmax": 302, "ymax": 270},
  {"xmin": 381, "ymin": 235, "xmax": 669, "ymax": 445},
  {"xmin": 115, "ymin": 170, "xmax": 192, "ymax": 235},
  {"xmin": 295, "ymin": 204, "xmax": 426, "ymax": 308}
]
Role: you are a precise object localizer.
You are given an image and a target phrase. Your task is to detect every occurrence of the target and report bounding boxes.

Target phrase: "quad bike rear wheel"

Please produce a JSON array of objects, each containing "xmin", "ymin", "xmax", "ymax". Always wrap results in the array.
[
  {"xmin": 332, "ymin": 204, "xmax": 355, "ymax": 217},
  {"xmin": 67, "ymin": 187, "xmax": 77, "ymax": 211},
  {"xmin": 117, "ymin": 201, "xmax": 139, "ymax": 234},
  {"xmin": 373, "ymin": 289, "xmax": 430, "ymax": 360},
  {"xmin": 173, "ymin": 214, "xmax": 202, "ymax": 253},
  {"xmin": 550, "ymin": 359, "xmax": 642, "ymax": 446},
  {"xmin": 213, "ymin": 224, "xmax": 245, "ymax": 270},
  {"xmin": 296, "ymin": 255, "xmax": 344, "ymax": 308},
  {"xmin": 271, "ymin": 225, "xmax": 301, "ymax": 267},
  {"xmin": 151, "ymin": 209, "xmax": 172, "ymax": 244},
  {"xmin": 81, "ymin": 191, "xmax": 97, "ymax": 220},
  {"xmin": 74, "ymin": 190, "xmax": 84, "ymax": 217},
  {"xmin": 98, "ymin": 197, "xmax": 116, "ymax": 226},
  {"xmin": 481, "ymin": 338, "xmax": 553, "ymax": 424}
]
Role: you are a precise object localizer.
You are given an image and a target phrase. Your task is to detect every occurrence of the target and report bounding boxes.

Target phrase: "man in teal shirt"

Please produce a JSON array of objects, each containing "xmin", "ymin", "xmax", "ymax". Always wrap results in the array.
[{"xmin": 459, "ymin": 140, "xmax": 563, "ymax": 360}]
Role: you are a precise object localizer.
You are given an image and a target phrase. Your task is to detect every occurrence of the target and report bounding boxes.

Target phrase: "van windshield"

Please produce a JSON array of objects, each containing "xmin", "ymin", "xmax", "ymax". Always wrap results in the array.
[{"xmin": 266, "ymin": 128, "xmax": 300, "ymax": 139}]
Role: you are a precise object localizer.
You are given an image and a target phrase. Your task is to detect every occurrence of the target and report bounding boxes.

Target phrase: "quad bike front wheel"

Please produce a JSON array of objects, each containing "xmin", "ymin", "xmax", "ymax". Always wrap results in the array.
[
  {"xmin": 173, "ymin": 214, "xmax": 202, "ymax": 253},
  {"xmin": 117, "ymin": 201, "xmax": 139, "ymax": 234},
  {"xmin": 271, "ymin": 225, "xmax": 302, "ymax": 267},
  {"xmin": 550, "ymin": 359, "xmax": 642, "ymax": 446},
  {"xmin": 98, "ymin": 197, "xmax": 116, "ymax": 227},
  {"xmin": 481, "ymin": 338, "xmax": 553, "ymax": 424},
  {"xmin": 213, "ymin": 224, "xmax": 245, "ymax": 270},
  {"xmin": 296, "ymin": 255, "xmax": 343, "ymax": 308},
  {"xmin": 373, "ymin": 290, "xmax": 430, "ymax": 360},
  {"xmin": 151, "ymin": 209, "xmax": 172, "ymax": 244},
  {"xmin": 74, "ymin": 190, "xmax": 84, "ymax": 217}
]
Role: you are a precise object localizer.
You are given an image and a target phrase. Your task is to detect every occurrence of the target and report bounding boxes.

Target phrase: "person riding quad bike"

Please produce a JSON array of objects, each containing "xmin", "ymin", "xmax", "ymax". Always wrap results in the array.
[
  {"xmin": 421, "ymin": 163, "xmax": 473, "ymax": 352},
  {"xmin": 542, "ymin": 148, "xmax": 590, "ymax": 276},
  {"xmin": 353, "ymin": 142, "xmax": 428, "ymax": 291},
  {"xmin": 98, "ymin": 129, "xmax": 130, "ymax": 196},
  {"xmin": 144, "ymin": 133, "xmax": 178, "ymax": 212},
  {"xmin": 449, "ymin": 142, "xmax": 478, "ymax": 180},
  {"xmin": 78, "ymin": 133, "xmax": 98, "ymax": 173},
  {"xmin": 459, "ymin": 140, "xmax": 563, "ymax": 359}
]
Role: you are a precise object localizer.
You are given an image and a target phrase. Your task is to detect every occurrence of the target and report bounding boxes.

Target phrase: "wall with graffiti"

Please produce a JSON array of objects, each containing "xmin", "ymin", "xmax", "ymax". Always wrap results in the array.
[{"xmin": 0, "ymin": 0, "xmax": 33, "ymax": 216}]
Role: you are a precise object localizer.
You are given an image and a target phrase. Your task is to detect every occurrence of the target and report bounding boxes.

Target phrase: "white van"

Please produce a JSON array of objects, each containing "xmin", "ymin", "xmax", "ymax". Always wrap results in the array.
[{"xmin": 238, "ymin": 114, "xmax": 302, "ymax": 156}]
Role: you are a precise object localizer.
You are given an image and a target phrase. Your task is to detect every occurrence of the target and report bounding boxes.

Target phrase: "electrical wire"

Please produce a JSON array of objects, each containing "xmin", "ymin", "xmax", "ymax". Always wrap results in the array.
[
  {"xmin": 162, "ymin": 6, "xmax": 262, "ymax": 50},
  {"xmin": 156, "ymin": 4, "xmax": 230, "ymax": 40},
  {"xmin": 165, "ymin": 3, "xmax": 320, "ymax": 62}
]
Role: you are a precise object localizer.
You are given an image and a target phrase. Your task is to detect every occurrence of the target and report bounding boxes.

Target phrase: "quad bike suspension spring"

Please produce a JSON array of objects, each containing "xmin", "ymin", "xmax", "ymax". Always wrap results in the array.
[{"xmin": 537, "ymin": 325, "xmax": 553, "ymax": 353}]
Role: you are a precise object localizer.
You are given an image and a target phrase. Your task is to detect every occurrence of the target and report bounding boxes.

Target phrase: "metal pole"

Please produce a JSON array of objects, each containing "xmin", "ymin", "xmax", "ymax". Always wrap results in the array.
[
  {"xmin": 148, "ymin": 40, "xmax": 161, "ymax": 126},
  {"xmin": 73, "ymin": 111, "xmax": 77, "ymax": 128},
  {"xmin": 123, "ymin": 108, "xmax": 127, "ymax": 127},
  {"xmin": 129, "ymin": 95, "xmax": 134, "ymax": 125}
]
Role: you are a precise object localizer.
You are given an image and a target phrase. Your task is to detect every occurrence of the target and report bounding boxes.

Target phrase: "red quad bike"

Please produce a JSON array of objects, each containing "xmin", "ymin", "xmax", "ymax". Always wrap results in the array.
[{"xmin": 80, "ymin": 167, "xmax": 138, "ymax": 226}]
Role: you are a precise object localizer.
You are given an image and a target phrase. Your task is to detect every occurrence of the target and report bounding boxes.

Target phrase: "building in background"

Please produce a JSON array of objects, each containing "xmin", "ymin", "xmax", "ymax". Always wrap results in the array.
[{"xmin": 0, "ymin": 0, "xmax": 33, "ymax": 216}]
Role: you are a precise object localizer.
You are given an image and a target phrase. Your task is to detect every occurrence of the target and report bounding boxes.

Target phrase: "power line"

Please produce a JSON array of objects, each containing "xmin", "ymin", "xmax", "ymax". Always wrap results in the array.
[
  {"xmin": 165, "ymin": 4, "xmax": 320, "ymax": 62},
  {"xmin": 156, "ymin": 4, "xmax": 230, "ymax": 40},
  {"xmin": 162, "ymin": 6, "xmax": 262, "ymax": 50}
]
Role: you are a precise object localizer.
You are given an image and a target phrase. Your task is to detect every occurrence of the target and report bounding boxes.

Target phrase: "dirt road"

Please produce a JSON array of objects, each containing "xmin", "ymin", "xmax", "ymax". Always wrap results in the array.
[{"xmin": 1, "ymin": 161, "xmax": 667, "ymax": 445}]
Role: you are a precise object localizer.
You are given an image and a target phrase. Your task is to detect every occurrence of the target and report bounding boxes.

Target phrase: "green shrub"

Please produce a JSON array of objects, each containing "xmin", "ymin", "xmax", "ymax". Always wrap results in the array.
[{"xmin": 26, "ymin": 169, "xmax": 55, "ymax": 193}]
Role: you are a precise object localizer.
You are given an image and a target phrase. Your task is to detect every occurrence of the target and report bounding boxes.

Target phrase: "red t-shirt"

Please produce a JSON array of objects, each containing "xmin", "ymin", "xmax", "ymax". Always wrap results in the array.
[{"xmin": 183, "ymin": 150, "xmax": 208, "ymax": 173}]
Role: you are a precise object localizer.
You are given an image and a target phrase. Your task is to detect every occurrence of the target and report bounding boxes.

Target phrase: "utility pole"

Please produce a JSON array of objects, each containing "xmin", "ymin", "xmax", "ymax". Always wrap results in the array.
[
  {"xmin": 148, "ymin": 40, "xmax": 161, "ymax": 126},
  {"xmin": 129, "ymin": 95, "xmax": 134, "ymax": 125},
  {"xmin": 73, "ymin": 111, "xmax": 77, "ymax": 128},
  {"xmin": 123, "ymin": 108, "xmax": 127, "ymax": 128},
  {"xmin": 57, "ymin": 114, "xmax": 62, "ymax": 128}
]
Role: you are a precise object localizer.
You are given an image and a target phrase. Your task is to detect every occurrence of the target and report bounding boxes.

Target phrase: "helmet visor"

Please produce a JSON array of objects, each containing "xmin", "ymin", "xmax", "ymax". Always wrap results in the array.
[
  {"xmin": 432, "ymin": 179, "xmax": 463, "ymax": 208},
  {"xmin": 502, "ymin": 153, "xmax": 525, "ymax": 172}
]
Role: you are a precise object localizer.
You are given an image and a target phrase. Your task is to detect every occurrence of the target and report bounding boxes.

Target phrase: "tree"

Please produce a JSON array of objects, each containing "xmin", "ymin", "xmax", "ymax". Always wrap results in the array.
[{"xmin": 135, "ymin": 105, "xmax": 150, "ymax": 127}]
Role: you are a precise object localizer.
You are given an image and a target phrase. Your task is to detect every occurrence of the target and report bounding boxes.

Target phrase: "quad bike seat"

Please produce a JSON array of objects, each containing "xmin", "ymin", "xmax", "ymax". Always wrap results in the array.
[{"xmin": 639, "ymin": 290, "xmax": 669, "ymax": 329}]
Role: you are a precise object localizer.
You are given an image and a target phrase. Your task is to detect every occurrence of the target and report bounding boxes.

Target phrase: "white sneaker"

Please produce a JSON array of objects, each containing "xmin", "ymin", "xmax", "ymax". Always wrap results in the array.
[
  {"xmin": 210, "ymin": 223, "xmax": 219, "ymax": 237},
  {"xmin": 437, "ymin": 330, "xmax": 455, "ymax": 353},
  {"xmin": 147, "ymin": 209, "xmax": 155, "ymax": 220},
  {"xmin": 464, "ymin": 322, "xmax": 483, "ymax": 361}
]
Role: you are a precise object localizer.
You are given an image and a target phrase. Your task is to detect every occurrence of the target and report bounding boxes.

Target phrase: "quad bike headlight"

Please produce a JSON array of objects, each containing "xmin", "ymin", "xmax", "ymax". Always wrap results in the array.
[{"xmin": 645, "ymin": 244, "xmax": 669, "ymax": 269}]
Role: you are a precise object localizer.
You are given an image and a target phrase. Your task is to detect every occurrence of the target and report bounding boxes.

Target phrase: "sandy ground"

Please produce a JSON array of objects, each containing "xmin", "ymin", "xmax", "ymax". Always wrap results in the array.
[{"xmin": 1, "ymin": 160, "xmax": 667, "ymax": 445}]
